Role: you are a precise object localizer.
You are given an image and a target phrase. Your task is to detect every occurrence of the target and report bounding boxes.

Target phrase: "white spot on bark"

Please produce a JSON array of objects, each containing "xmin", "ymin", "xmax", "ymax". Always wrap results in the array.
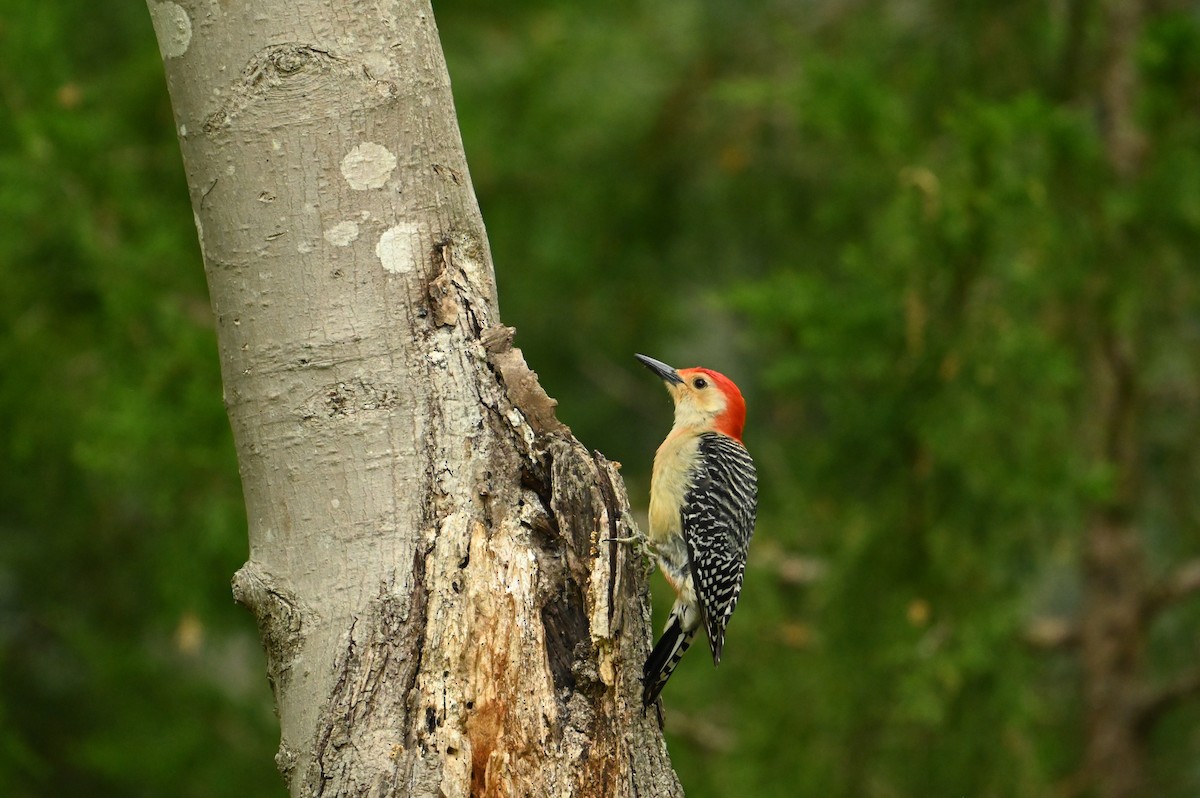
[
  {"xmin": 341, "ymin": 142, "xmax": 397, "ymax": 191},
  {"xmin": 376, "ymin": 222, "xmax": 420, "ymax": 273},
  {"xmin": 324, "ymin": 221, "xmax": 360, "ymax": 247},
  {"xmin": 193, "ymin": 213, "xmax": 206, "ymax": 258},
  {"xmin": 298, "ymin": 241, "xmax": 314, "ymax": 254},
  {"xmin": 149, "ymin": 2, "xmax": 192, "ymax": 59},
  {"xmin": 331, "ymin": 498, "xmax": 341, "ymax": 509},
  {"xmin": 178, "ymin": 124, "xmax": 187, "ymax": 137}
]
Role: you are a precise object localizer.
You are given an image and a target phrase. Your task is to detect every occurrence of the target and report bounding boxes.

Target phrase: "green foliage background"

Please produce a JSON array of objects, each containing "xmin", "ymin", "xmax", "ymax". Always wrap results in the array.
[{"xmin": 2, "ymin": 1, "xmax": 1199, "ymax": 796}]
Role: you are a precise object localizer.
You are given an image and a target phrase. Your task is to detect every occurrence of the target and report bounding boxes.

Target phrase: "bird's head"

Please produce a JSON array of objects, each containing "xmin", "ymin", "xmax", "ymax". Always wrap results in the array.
[{"xmin": 635, "ymin": 353, "xmax": 746, "ymax": 441}]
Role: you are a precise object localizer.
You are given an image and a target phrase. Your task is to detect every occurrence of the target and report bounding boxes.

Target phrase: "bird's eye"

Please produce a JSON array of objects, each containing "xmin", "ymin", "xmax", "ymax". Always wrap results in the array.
[{"xmin": 693, "ymin": 377, "xmax": 708, "ymax": 389}]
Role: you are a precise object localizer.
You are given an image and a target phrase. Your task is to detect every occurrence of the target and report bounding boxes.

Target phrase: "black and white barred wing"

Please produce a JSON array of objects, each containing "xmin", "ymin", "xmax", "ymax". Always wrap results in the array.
[{"xmin": 681, "ymin": 431, "xmax": 758, "ymax": 664}]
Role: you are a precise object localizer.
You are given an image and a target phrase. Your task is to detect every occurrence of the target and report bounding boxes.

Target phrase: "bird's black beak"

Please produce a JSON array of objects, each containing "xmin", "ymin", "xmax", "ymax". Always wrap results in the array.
[{"xmin": 635, "ymin": 353, "xmax": 684, "ymax": 385}]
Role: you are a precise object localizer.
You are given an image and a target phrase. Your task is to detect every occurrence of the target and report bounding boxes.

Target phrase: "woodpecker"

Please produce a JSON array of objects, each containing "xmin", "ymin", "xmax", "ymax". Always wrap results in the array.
[{"xmin": 635, "ymin": 353, "xmax": 757, "ymax": 708}]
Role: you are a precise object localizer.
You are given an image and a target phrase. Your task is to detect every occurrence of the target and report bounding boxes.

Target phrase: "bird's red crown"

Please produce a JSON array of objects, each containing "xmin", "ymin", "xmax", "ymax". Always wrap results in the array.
[{"xmin": 681, "ymin": 367, "xmax": 746, "ymax": 441}]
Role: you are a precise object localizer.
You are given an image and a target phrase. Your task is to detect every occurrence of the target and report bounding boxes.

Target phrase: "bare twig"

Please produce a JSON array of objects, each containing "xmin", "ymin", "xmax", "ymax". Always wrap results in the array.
[
  {"xmin": 750, "ymin": 540, "xmax": 827, "ymax": 586},
  {"xmin": 1024, "ymin": 616, "xmax": 1081, "ymax": 650},
  {"xmin": 1143, "ymin": 558, "xmax": 1200, "ymax": 619},
  {"xmin": 1136, "ymin": 668, "xmax": 1200, "ymax": 729}
]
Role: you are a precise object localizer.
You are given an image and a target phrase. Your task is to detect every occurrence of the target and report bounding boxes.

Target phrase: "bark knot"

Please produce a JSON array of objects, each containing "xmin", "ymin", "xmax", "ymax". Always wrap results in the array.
[
  {"xmin": 202, "ymin": 44, "xmax": 396, "ymax": 134},
  {"xmin": 231, "ymin": 562, "xmax": 308, "ymax": 704}
]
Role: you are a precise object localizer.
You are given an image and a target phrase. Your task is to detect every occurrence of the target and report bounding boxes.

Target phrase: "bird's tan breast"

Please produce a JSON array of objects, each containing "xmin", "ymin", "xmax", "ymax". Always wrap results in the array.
[{"xmin": 647, "ymin": 430, "xmax": 700, "ymax": 545}]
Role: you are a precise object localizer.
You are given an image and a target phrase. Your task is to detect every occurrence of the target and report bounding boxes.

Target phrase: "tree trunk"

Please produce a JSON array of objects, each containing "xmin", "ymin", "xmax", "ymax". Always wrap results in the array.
[
  {"xmin": 1081, "ymin": 510, "xmax": 1146, "ymax": 798},
  {"xmin": 148, "ymin": 1, "xmax": 682, "ymax": 795},
  {"xmin": 1078, "ymin": 4, "xmax": 1149, "ymax": 796}
]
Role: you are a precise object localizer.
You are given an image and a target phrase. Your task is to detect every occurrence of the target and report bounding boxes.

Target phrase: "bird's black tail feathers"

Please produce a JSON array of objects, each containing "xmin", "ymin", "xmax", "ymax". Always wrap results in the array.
[{"xmin": 642, "ymin": 614, "xmax": 697, "ymax": 708}]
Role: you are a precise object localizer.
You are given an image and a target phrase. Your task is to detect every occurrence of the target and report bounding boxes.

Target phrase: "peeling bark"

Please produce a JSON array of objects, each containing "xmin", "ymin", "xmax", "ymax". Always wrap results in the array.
[{"xmin": 149, "ymin": 1, "xmax": 681, "ymax": 795}]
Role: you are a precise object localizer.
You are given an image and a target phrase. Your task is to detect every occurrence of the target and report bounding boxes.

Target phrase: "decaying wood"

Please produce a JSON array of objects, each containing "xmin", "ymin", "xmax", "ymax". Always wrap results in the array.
[{"xmin": 150, "ymin": 1, "xmax": 682, "ymax": 795}]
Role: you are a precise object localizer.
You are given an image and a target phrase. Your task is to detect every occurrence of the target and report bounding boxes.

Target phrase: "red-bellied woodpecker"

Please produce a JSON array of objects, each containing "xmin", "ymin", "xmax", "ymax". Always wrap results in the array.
[{"xmin": 635, "ymin": 353, "xmax": 757, "ymax": 708}]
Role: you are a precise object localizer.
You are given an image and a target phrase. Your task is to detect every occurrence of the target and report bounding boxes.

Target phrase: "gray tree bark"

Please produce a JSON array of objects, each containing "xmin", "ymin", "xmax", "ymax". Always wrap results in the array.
[{"xmin": 148, "ymin": 1, "xmax": 682, "ymax": 795}]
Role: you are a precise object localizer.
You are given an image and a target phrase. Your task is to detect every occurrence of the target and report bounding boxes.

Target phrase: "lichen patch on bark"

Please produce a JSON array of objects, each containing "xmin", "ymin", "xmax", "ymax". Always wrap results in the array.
[
  {"xmin": 149, "ymin": 1, "xmax": 192, "ymax": 59},
  {"xmin": 340, "ymin": 142, "xmax": 398, "ymax": 190}
]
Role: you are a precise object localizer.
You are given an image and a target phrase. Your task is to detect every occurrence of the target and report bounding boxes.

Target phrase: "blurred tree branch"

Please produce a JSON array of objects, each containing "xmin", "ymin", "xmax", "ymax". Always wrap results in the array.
[{"xmin": 1143, "ymin": 559, "xmax": 1200, "ymax": 618}]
